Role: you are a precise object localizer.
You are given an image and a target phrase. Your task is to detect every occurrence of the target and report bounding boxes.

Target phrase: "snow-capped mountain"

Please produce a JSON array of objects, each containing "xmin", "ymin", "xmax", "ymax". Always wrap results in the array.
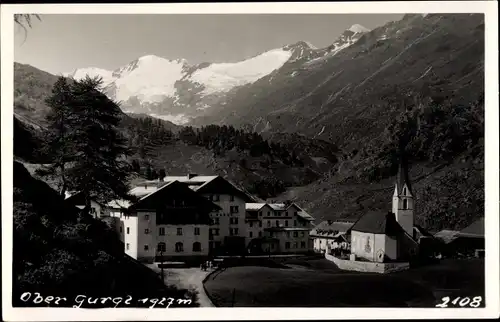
[{"xmin": 67, "ymin": 24, "xmax": 370, "ymax": 124}]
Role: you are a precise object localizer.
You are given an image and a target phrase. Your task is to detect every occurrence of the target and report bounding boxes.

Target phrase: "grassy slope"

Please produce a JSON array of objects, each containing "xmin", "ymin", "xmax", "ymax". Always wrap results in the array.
[
  {"xmin": 13, "ymin": 161, "xmax": 197, "ymax": 307},
  {"xmin": 204, "ymin": 258, "xmax": 484, "ymax": 307}
]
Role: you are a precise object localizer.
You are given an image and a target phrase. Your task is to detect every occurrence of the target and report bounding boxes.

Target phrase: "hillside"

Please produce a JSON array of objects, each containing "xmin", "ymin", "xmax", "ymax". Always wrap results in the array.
[
  {"xmin": 13, "ymin": 161, "xmax": 196, "ymax": 307},
  {"xmin": 13, "ymin": 63, "xmax": 339, "ymax": 200},
  {"xmin": 12, "ymin": 13, "xmax": 485, "ymax": 232}
]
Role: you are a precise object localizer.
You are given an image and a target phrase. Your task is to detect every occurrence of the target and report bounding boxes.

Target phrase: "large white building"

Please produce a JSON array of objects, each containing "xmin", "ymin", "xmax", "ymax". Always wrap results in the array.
[
  {"xmin": 81, "ymin": 174, "xmax": 316, "ymax": 262},
  {"xmin": 245, "ymin": 202, "xmax": 315, "ymax": 254}
]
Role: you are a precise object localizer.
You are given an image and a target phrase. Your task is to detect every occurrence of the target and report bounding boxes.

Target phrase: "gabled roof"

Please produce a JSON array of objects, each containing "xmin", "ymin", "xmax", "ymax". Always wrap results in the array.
[
  {"xmin": 434, "ymin": 230, "xmax": 460, "ymax": 244},
  {"xmin": 348, "ymin": 211, "xmax": 406, "ymax": 236},
  {"xmin": 246, "ymin": 203, "xmax": 268, "ymax": 211},
  {"xmin": 130, "ymin": 180, "xmax": 221, "ymax": 212},
  {"xmin": 310, "ymin": 220, "xmax": 354, "ymax": 237},
  {"xmin": 268, "ymin": 203, "xmax": 315, "ymax": 221},
  {"xmin": 459, "ymin": 217, "xmax": 484, "ymax": 237}
]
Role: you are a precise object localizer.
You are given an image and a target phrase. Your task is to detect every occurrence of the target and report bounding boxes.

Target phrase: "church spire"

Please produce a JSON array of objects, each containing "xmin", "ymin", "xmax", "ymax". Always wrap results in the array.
[{"xmin": 396, "ymin": 148, "xmax": 412, "ymax": 195}]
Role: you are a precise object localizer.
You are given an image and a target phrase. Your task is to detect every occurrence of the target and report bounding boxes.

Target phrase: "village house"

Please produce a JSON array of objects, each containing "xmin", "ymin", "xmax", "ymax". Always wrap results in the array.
[
  {"xmin": 434, "ymin": 217, "xmax": 485, "ymax": 258},
  {"xmin": 64, "ymin": 191, "xmax": 106, "ymax": 217},
  {"xmin": 245, "ymin": 202, "xmax": 315, "ymax": 254},
  {"xmin": 106, "ymin": 180, "xmax": 220, "ymax": 263},
  {"xmin": 310, "ymin": 220, "xmax": 354, "ymax": 253}
]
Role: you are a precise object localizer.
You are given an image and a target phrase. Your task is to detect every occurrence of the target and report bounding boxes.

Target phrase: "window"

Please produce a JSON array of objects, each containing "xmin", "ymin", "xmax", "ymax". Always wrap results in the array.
[
  {"xmin": 285, "ymin": 220, "xmax": 289, "ymax": 227},
  {"xmin": 230, "ymin": 206, "xmax": 239, "ymax": 213},
  {"xmin": 126, "ymin": 243, "xmax": 130, "ymax": 250},
  {"xmin": 214, "ymin": 228, "xmax": 220, "ymax": 236},
  {"xmin": 271, "ymin": 243, "xmax": 275, "ymax": 249},
  {"xmin": 126, "ymin": 227, "xmax": 130, "ymax": 234},
  {"xmin": 258, "ymin": 231, "xmax": 262, "ymax": 237},
  {"xmin": 177, "ymin": 228, "xmax": 183, "ymax": 236},
  {"xmin": 259, "ymin": 221, "xmax": 262, "ymax": 227},
  {"xmin": 230, "ymin": 217, "xmax": 239, "ymax": 225},
  {"xmin": 194, "ymin": 227, "xmax": 200, "ymax": 235},
  {"xmin": 294, "ymin": 211, "xmax": 298, "ymax": 217},
  {"xmin": 403, "ymin": 199, "xmax": 408, "ymax": 210},
  {"xmin": 230, "ymin": 195, "xmax": 235, "ymax": 201},
  {"xmin": 214, "ymin": 195, "xmax": 220, "ymax": 201},
  {"xmin": 294, "ymin": 220, "xmax": 297, "ymax": 227},
  {"xmin": 301, "ymin": 241, "xmax": 306, "ymax": 248},
  {"xmin": 144, "ymin": 229, "xmax": 149, "ymax": 234},
  {"xmin": 293, "ymin": 232, "xmax": 298, "ymax": 237},
  {"xmin": 230, "ymin": 228, "xmax": 239, "ymax": 236},
  {"xmin": 301, "ymin": 231, "xmax": 305, "ymax": 237},
  {"xmin": 157, "ymin": 242, "xmax": 166, "ymax": 252},
  {"xmin": 249, "ymin": 222, "xmax": 253, "ymax": 228},
  {"xmin": 159, "ymin": 227, "xmax": 165, "ymax": 236},
  {"xmin": 214, "ymin": 218, "xmax": 220, "ymax": 225},
  {"xmin": 267, "ymin": 211, "xmax": 271, "ymax": 216},
  {"xmin": 403, "ymin": 187, "xmax": 407, "ymax": 195},
  {"xmin": 249, "ymin": 231, "xmax": 253, "ymax": 238},
  {"xmin": 175, "ymin": 242, "xmax": 183, "ymax": 252},
  {"xmin": 144, "ymin": 245, "xmax": 149, "ymax": 251},
  {"xmin": 267, "ymin": 221, "xmax": 271, "ymax": 227},
  {"xmin": 193, "ymin": 242, "xmax": 201, "ymax": 252},
  {"xmin": 145, "ymin": 214, "xmax": 150, "ymax": 220},
  {"xmin": 119, "ymin": 226, "xmax": 123, "ymax": 233},
  {"xmin": 275, "ymin": 220, "xmax": 279, "ymax": 227},
  {"xmin": 259, "ymin": 211, "xmax": 262, "ymax": 217},
  {"xmin": 293, "ymin": 242, "xmax": 298, "ymax": 249},
  {"xmin": 285, "ymin": 242, "xmax": 290, "ymax": 249}
]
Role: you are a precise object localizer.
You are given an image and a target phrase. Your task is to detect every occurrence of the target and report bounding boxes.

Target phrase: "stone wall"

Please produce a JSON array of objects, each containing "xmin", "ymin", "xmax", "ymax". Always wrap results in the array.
[{"xmin": 325, "ymin": 253, "xmax": 409, "ymax": 274}]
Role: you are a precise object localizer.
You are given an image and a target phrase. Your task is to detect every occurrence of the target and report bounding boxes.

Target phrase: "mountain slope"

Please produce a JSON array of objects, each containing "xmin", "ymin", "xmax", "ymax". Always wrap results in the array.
[{"xmin": 66, "ymin": 25, "xmax": 369, "ymax": 123}]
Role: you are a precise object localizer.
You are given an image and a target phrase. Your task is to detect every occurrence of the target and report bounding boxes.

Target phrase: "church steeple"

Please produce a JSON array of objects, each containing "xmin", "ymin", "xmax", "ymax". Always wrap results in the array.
[
  {"xmin": 396, "ymin": 151, "xmax": 413, "ymax": 196},
  {"xmin": 392, "ymin": 149, "xmax": 414, "ymax": 237}
]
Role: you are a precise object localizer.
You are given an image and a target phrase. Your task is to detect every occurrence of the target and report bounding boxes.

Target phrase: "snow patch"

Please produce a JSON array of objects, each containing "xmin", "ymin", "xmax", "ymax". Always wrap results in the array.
[
  {"xmin": 189, "ymin": 48, "xmax": 293, "ymax": 95},
  {"xmin": 112, "ymin": 55, "xmax": 187, "ymax": 104},
  {"xmin": 348, "ymin": 24, "xmax": 370, "ymax": 33},
  {"xmin": 148, "ymin": 113, "xmax": 191, "ymax": 125}
]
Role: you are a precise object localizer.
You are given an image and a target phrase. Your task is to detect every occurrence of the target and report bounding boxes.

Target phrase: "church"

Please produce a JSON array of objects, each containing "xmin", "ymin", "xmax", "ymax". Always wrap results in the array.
[{"xmin": 348, "ymin": 155, "xmax": 419, "ymax": 263}]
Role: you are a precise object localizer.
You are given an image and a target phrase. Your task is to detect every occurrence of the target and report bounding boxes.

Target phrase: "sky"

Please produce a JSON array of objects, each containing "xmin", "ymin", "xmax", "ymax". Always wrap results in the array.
[{"xmin": 14, "ymin": 14, "xmax": 404, "ymax": 75}]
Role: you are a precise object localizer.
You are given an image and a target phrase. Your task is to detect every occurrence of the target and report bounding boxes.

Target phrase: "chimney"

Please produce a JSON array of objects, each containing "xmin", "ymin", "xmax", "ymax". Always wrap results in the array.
[{"xmin": 187, "ymin": 173, "xmax": 198, "ymax": 179}]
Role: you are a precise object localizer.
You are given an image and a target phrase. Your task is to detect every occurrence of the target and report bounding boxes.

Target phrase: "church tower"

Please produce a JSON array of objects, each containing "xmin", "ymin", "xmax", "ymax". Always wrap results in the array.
[{"xmin": 392, "ymin": 152, "xmax": 414, "ymax": 237}]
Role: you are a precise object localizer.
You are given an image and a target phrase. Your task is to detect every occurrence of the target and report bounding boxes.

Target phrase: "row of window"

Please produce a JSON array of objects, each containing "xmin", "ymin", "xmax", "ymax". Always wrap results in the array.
[
  {"xmin": 125, "ymin": 242, "xmax": 201, "ymax": 253},
  {"xmin": 209, "ymin": 228, "xmax": 240, "ymax": 237},
  {"xmin": 249, "ymin": 220, "xmax": 307, "ymax": 228},
  {"xmin": 208, "ymin": 195, "xmax": 235, "ymax": 202},
  {"xmin": 259, "ymin": 210, "xmax": 298, "ymax": 217},
  {"xmin": 285, "ymin": 241, "xmax": 307, "ymax": 249},
  {"xmin": 120, "ymin": 227, "xmax": 201, "ymax": 236}
]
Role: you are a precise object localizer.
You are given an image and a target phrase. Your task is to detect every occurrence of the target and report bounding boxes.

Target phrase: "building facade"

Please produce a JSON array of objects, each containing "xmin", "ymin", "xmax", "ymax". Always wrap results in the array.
[
  {"xmin": 245, "ymin": 202, "xmax": 315, "ymax": 254},
  {"xmin": 310, "ymin": 220, "xmax": 354, "ymax": 253},
  {"xmin": 102, "ymin": 174, "xmax": 316, "ymax": 261},
  {"xmin": 107, "ymin": 180, "xmax": 220, "ymax": 263}
]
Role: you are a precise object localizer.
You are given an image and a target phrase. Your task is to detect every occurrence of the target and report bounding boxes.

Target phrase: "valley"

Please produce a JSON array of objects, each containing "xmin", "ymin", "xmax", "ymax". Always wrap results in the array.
[{"xmin": 13, "ymin": 13, "xmax": 484, "ymax": 232}]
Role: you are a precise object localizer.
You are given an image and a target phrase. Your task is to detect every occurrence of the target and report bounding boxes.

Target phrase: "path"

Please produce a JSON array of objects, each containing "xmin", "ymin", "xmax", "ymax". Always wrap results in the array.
[{"xmin": 145, "ymin": 264, "xmax": 215, "ymax": 307}]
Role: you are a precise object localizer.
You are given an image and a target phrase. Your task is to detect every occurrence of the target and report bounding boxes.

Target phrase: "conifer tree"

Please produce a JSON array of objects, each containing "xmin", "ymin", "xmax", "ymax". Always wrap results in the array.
[
  {"xmin": 45, "ymin": 76, "xmax": 133, "ymax": 217},
  {"xmin": 36, "ymin": 77, "xmax": 74, "ymax": 197}
]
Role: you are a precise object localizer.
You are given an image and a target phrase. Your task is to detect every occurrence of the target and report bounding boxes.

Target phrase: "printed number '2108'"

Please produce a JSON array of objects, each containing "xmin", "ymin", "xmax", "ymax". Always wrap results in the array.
[{"xmin": 436, "ymin": 296, "xmax": 483, "ymax": 308}]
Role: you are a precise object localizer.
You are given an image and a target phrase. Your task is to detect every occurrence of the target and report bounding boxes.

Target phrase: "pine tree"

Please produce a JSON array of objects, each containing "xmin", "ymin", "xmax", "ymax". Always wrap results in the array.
[
  {"xmin": 64, "ymin": 76, "xmax": 133, "ymax": 217},
  {"xmin": 36, "ymin": 77, "xmax": 74, "ymax": 197}
]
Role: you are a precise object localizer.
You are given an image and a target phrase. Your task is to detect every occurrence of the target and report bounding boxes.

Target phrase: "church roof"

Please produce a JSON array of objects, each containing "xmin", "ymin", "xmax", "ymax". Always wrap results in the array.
[
  {"xmin": 348, "ymin": 211, "xmax": 406, "ymax": 236},
  {"xmin": 396, "ymin": 153, "xmax": 413, "ymax": 195}
]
